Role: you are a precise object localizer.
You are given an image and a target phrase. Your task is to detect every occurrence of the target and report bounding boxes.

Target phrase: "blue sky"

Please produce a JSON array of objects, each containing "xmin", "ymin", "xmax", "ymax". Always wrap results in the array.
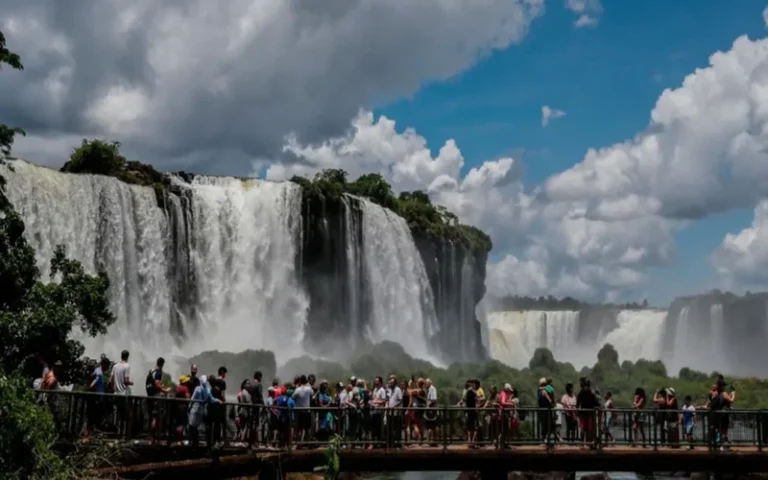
[{"xmin": 376, "ymin": 1, "xmax": 768, "ymax": 305}]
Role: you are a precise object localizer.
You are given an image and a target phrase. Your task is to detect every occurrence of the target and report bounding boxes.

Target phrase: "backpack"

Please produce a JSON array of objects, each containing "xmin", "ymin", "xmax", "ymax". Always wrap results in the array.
[
  {"xmin": 275, "ymin": 395, "xmax": 289, "ymax": 419},
  {"xmin": 145, "ymin": 369, "xmax": 158, "ymax": 396}
]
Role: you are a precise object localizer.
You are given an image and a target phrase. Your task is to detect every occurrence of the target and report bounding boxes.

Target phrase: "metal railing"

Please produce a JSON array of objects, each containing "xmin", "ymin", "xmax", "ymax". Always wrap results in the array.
[{"xmin": 36, "ymin": 389, "xmax": 766, "ymax": 451}]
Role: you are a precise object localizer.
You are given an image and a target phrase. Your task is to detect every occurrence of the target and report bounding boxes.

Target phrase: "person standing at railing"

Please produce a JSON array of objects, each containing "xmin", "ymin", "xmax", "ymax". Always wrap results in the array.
[
  {"xmin": 424, "ymin": 378, "xmax": 439, "ymax": 445},
  {"xmin": 602, "ymin": 392, "xmax": 616, "ymax": 445},
  {"xmin": 386, "ymin": 376, "xmax": 403, "ymax": 448},
  {"xmin": 463, "ymin": 379, "xmax": 478, "ymax": 448},
  {"xmin": 561, "ymin": 383, "xmax": 578, "ymax": 444},
  {"xmin": 653, "ymin": 387, "xmax": 669, "ymax": 446},
  {"xmin": 109, "ymin": 350, "xmax": 132, "ymax": 436},
  {"xmin": 631, "ymin": 387, "xmax": 648, "ymax": 448},
  {"xmin": 274, "ymin": 385, "xmax": 295, "ymax": 448},
  {"xmin": 145, "ymin": 357, "xmax": 171, "ymax": 444},
  {"xmin": 576, "ymin": 378, "xmax": 599, "ymax": 449},
  {"xmin": 292, "ymin": 374, "xmax": 313, "ymax": 444},
  {"xmin": 537, "ymin": 377, "xmax": 554, "ymax": 445},
  {"xmin": 175, "ymin": 375, "xmax": 191, "ymax": 445},
  {"xmin": 81, "ymin": 356, "xmax": 110, "ymax": 440},
  {"xmin": 187, "ymin": 375, "xmax": 220, "ymax": 448},
  {"xmin": 706, "ymin": 379, "xmax": 735, "ymax": 451},
  {"xmin": 680, "ymin": 395, "xmax": 696, "ymax": 450},
  {"xmin": 665, "ymin": 388, "xmax": 680, "ymax": 448},
  {"xmin": 235, "ymin": 379, "xmax": 252, "ymax": 443}
]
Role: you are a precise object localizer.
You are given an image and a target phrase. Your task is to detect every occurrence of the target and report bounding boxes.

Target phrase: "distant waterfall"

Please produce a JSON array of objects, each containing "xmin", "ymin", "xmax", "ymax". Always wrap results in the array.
[
  {"xmin": 358, "ymin": 198, "xmax": 439, "ymax": 360},
  {"xmin": 2, "ymin": 160, "xmax": 308, "ymax": 365},
  {"xmin": 488, "ymin": 310, "xmax": 580, "ymax": 367},
  {"xmin": 488, "ymin": 309, "xmax": 666, "ymax": 369}
]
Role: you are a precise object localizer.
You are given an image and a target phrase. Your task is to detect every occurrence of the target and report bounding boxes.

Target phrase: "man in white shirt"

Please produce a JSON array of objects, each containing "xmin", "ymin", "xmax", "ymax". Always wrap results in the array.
[
  {"xmin": 292, "ymin": 375, "xmax": 314, "ymax": 441},
  {"xmin": 371, "ymin": 376, "xmax": 388, "ymax": 445},
  {"xmin": 425, "ymin": 378, "xmax": 438, "ymax": 442},
  {"xmin": 111, "ymin": 349, "xmax": 132, "ymax": 395},
  {"xmin": 386, "ymin": 376, "xmax": 403, "ymax": 447},
  {"xmin": 110, "ymin": 350, "xmax": 133, "ymax": 434}
]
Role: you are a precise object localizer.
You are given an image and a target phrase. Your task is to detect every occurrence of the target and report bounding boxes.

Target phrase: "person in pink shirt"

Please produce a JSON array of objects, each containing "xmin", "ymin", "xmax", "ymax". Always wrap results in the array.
[{"xmin": 561, "ymin": 383, "xmax": 578, "ymax": 443}]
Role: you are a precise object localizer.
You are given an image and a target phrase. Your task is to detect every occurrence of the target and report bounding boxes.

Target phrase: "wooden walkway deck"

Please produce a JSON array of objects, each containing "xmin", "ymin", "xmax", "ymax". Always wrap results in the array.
[{"xmin": 90, "ymin": 444, "xmax": 768, "ymax": 479}]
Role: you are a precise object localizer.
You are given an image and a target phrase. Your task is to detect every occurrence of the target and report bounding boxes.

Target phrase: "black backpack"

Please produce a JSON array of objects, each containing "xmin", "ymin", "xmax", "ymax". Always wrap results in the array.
[{"xmin": 145, "ymin": 369, "xmax": 158, "ymax": 396}]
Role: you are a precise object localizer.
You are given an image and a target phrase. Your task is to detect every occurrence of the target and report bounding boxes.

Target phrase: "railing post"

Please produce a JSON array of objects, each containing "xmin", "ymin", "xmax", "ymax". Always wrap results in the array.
[
  {"xmin": 442, "ymin": 407, "xmax": 448, "ymax": 451},
  {"xmin": 758, "ymin": 411, "xmax": 763, "ymax": 452}
]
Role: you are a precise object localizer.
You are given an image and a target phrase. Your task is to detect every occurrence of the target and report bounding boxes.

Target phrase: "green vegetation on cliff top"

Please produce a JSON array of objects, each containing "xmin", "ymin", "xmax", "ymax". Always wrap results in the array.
[
  {"xmin": 55, "ymin": 141, "xmax": 492, "ymax": 253},
  {"xmin": 290, "ymin": 168, "xmax": 492, "ymax": 253}
]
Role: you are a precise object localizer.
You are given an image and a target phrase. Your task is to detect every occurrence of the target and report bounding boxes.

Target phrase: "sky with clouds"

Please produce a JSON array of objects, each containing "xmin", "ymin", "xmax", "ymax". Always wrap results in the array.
[{"xmin": 2, "ymin": 0, "xmax": 768, "ymax": 306}]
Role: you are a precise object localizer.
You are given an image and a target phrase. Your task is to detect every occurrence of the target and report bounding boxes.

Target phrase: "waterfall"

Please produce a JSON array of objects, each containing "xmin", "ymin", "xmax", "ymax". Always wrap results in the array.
[
  {"xmin": 487, "ymin": 310, "xmax": 580, "ymax": 367},
  {"xmin": 358, "ymin": 198, "xmax": 439, "ymax": 359},
  {"xmin": 709, "ymin": 304, "xmax": 725, "ymax": 370},
  {"xmin": 169, "ymin": 175, "xmax": 308, "ymax": 357},
  {"xmin": 458, "ymin": 254, "xmax": 475, "ymax": 361},
  {"xmin": 1, "ymin": 160, "xmax": 175, "ymax": 364},
  {"xmin": 342, "ymin": 195, "xmax": 363, "ymax": 341},
  {"xmin": 2, "ymin": 161, "xmax": 308, "ymax": 365},
  {"xmin": 488, "ymin": 309, "xmax": 666, "ymax": 369},
  {"xmin": 601, "ymin": 310, "xmax": 665, "ymax": 362}
]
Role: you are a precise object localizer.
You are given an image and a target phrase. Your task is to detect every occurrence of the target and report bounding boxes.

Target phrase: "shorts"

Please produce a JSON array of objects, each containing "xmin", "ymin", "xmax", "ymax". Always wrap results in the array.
[
  {"xmin": 579, "ymin": 416, "xmax": 595, "ymax": 433},
  {"xmin": 684, "ymin": 423, "xmax": 694, "ymax": 436},
  {"xmin": 297, "ymin": 411, "xmax": 312, "ymax": 430},
  {"xmin": 466, "ymin": 411, "xmax": 478, "ymax": 430}
]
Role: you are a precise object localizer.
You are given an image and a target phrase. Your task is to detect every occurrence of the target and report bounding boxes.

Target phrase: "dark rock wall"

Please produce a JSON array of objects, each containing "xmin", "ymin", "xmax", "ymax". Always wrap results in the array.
[
  {"xmin": 298, "ymin": 193, "xmax": 489, "ymax": 362},
  {"xmin": 415, "ymin": 235, "xmax": 488, "ymax": 362},
  {"xmin": 664, "ymin": 293, "xmax": 768, "ymax": 376}
]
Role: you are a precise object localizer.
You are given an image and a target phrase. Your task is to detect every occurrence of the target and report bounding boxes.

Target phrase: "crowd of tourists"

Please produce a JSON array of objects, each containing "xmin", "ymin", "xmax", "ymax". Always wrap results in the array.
[{"xmin": 34, "ymin": 350, "xmax": 737, "ymax": 451}]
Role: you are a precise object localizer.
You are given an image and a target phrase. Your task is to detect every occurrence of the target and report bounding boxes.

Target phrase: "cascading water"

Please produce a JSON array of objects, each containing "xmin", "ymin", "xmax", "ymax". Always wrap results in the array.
[
  {"xmin": 487, "ymin": 309, "xmax": 666, "ymax": 369},
  {"xmin": 458, "ymin": 254, "xmax": 476, "ymax": 361},
  {"xmin": 601, "ymin": 310, "xmax": 665, "ymax": 361},
  {"xmin": 1, "ymin": 161, "xmax": 175, "ymax": 364},
  {"xmin": 342, "ymin": 195, "xmax": 363, "ymax": 341},
  {"xmin": 709, "ymin": 304, "xmax": 725, "ymax": 370},
  {"xmin": 172, "ymin": 176, "xmax": 308, "ymax": 357},
  {"xmin": 2, "ymin": 160, "xmax": 309, "ymax": 365},
  {"xmin": 358, "ymin": 197, "xmax": 439, "ymax": 358},
  {"xmin": 487, "ymin": 310, "xmax": 580, "ymax": 367}
]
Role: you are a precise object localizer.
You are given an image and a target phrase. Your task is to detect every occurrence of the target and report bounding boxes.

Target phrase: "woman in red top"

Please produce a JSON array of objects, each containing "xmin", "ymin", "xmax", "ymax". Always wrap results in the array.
[{"xmin": 175, "ymin": 375, "xmax": 191, "ymax": 444}]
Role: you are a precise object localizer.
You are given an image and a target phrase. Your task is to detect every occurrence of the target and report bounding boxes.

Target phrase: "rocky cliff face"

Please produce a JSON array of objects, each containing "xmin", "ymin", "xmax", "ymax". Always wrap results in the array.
[
  {"xmin": 414, "ymin": 235, "xmax": 488, "ymax": 362},
  {"xmin": 663, "ymin": 292, "xmax": 768, "ymax": 376},
  {"xmin": 299, "ymin": 193, "xmax": 489, "ymax": 363}
]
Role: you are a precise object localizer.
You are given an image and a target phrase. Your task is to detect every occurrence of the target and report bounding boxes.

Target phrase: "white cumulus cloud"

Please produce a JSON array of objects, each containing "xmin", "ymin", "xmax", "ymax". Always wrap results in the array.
[
  {"xmin": 541, "ymin": 105, "xmax": 566, "ymax": 127},
  {"xmin": 565, "ymin": 0, "xmax": 602, "ymax": 28},
  {"xmin": 713, "ymin": 199, "xmax": 768, "ymax": 288}
]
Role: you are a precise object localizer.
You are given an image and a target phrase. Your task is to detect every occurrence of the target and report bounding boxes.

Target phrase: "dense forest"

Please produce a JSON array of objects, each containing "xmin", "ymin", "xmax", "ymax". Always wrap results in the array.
[{"xmin": 488, "ymin": 294, "xmax": 656, "ymax": 311}]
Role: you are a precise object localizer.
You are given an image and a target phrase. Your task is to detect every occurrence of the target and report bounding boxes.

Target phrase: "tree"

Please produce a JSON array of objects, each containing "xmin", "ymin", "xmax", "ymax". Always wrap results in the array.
[
  {"xmin": 61, "ymin": 139, "xmax": 126, "ymax": 177},
  {"xmin": 0, "ymin": 366, "xmax": 68, "ymax": 479}
]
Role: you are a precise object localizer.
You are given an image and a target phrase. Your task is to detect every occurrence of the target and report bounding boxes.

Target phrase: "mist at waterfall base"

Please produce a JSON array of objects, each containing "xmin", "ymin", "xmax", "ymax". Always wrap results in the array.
[
  {"xmin": 1, "ymin": 160, "xmax": 445, "ymax": 369},
  {"xmin": 485, "ymin": 305, "xmax": 753, "ymax": 376}
]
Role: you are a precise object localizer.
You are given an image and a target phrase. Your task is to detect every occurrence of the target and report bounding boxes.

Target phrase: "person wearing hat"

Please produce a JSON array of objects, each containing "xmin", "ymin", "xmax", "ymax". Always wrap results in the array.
[{"xmin": 174, "ymin": 375, "xmax": 191, "ymax": 444}]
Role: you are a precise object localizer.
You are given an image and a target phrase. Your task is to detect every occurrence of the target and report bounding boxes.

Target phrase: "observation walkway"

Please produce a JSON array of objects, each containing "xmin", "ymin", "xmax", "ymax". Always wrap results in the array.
[{"xmin": 37, "ymin": 390, "xmax": 768, "ymax": 479}]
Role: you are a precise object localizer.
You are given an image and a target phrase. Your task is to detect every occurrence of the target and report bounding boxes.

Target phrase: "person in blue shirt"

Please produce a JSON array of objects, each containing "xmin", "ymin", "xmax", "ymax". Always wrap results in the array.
[
  {"xmin": 274, "ymin": 385, "xmax": 295, "ymax": 447},
  {"xmin": 82, "ymin": 357, "xmax": 110, "ymax": 439},
  {"xmin": 316, "ymin": 381, "xmax": 334, "ymax": 441},
  {"xmin": 681, "ymin": 395, "xmax": 696, "ymax": 450}
]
